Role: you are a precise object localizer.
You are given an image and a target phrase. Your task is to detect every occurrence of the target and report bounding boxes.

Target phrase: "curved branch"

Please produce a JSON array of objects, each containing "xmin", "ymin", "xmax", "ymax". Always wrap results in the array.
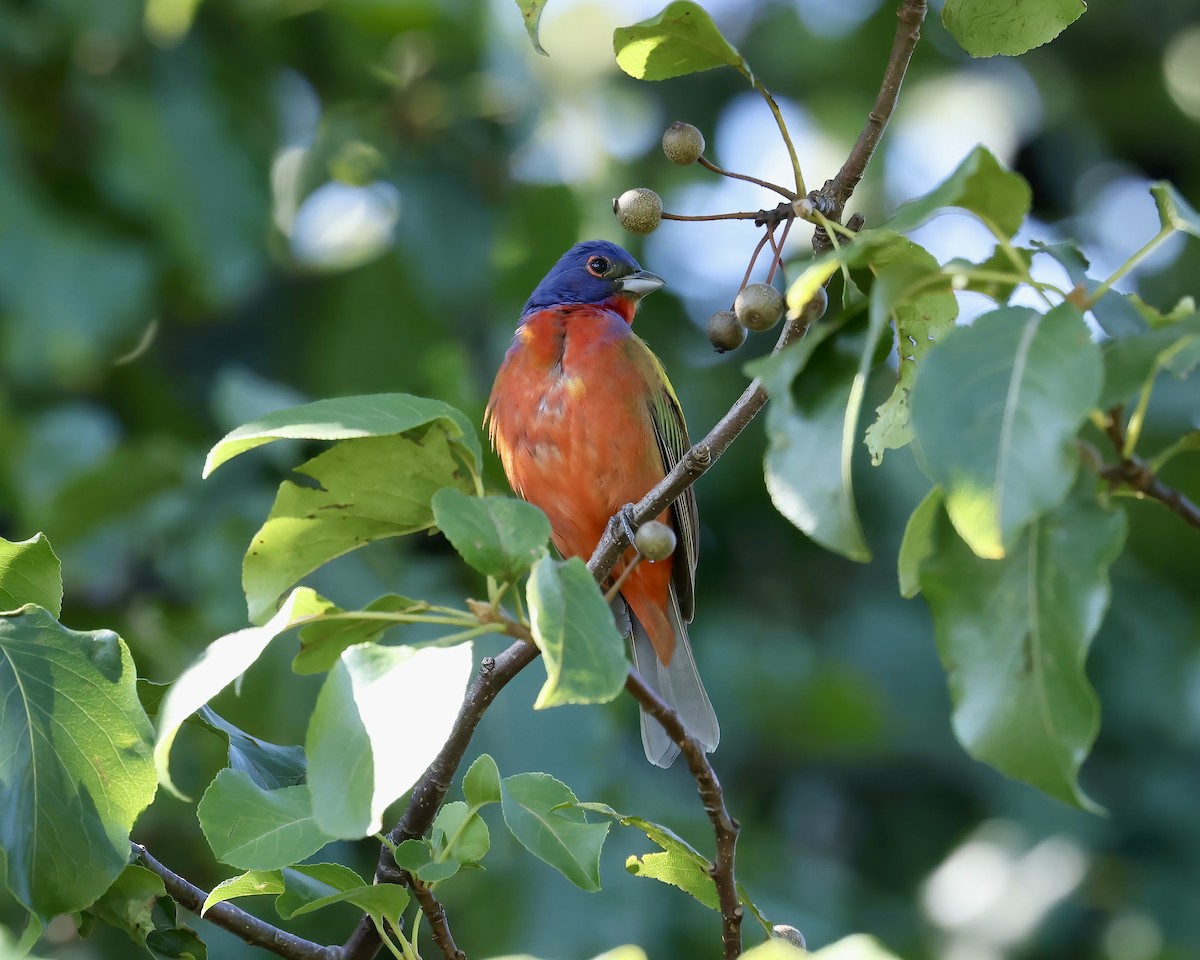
[
  {"xmin": 132, "ymin": 843, "xmax": 338, "ymax": 960},
  {"xmin": 624, "ymin": 670, "xmax": 742, "ymax": 959},
  {"xmin": 1102, "ymin": 409, "xmax": 1200, "ymax": 529}
]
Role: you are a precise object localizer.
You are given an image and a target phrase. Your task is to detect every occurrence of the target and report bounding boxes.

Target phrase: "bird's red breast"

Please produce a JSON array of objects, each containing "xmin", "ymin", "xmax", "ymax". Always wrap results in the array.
[{"xmin": 485, "ymin": 302, "xmax": 677, "ymax": 660}]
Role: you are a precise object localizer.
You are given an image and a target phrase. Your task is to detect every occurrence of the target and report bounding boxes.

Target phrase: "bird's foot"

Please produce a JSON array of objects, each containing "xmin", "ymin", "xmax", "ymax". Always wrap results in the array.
[{"xmin": 614, "ymin": 503, "xmax": 639, "ymax": 550}]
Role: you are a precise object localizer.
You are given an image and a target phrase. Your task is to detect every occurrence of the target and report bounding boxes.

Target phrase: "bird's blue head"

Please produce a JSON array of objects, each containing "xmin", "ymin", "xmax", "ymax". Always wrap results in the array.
[{"xmin": 522, "ymin": 240, "xmax": 664, "ymax": 324}]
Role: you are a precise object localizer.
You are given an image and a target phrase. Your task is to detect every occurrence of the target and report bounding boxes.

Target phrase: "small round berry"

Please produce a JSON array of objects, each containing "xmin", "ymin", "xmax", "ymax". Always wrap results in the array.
[
  {"xmin": 613, "ymin": 188, "xmax": 663, "ymax": 234},
  {"xmin": 707, "ymin": 310, "xmax": 746, "ymax": 353},
  {"xmin": 799, "ymin": 285, "xmax": 828, "ymax": 324},
  {"xmin": 662, "ymin": 121, "xmax": 705, "ymax": 166},
  {"xmin": 635, "ymin": 521, "xmax": 676, "ymax": 561},
  {"xmin": 734, "ymin": 282, "xmax": 785, "ymax": 332}
]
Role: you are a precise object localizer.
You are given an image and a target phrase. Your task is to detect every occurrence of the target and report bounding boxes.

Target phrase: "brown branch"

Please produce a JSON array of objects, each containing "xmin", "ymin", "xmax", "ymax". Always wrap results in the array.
[
  {"xmin": 811, "ymin": 0, "xmax": 927, "ymax": 253},
  {"xmin": 342, "ymin": 639, "xmax": 540, "ymax": 960},
  {"xmin": 1102, "ymin": 409, "xmax": 1200, "ymax": 529},
  {"xmin": 411, "ymin": 878, "xmax": 466, "ymax": 960},
  {"xmin": 624, "ymin": 669, "xmax": 742, "ymax": 959},
  {"xmin": 132, "ymin": 843, "xmax": 338, "ymax": 960}
]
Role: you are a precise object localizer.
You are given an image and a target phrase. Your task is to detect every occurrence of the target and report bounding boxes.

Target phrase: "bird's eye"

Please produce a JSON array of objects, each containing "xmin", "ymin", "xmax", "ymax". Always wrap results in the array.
[{"xmin": 586, "ymin": 256, "xmax": 611, "ymax": 278}]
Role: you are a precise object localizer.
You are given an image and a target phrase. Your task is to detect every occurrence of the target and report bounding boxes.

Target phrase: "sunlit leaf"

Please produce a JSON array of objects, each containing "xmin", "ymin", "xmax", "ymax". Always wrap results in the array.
[
  {"xmin": 626, "ymin": 851, "xmax": 717, "ymax": 908},
  {"xmin": 201, "ymin": 870, "xmax": 285, "ymax": 915},
  {"xmin": 307, "ymin": 642, "xmax": 474, "ymax": 838},
  {"xmin": 501, "ymin": 773, "xmax": 609, "ymax": 891},
  {"xmin": 0, "ymin": 534, "xmax": 61, "ymax": 615},
  {"xmin": 0, "ymin": 607, "xmax": 156, "ymax": 918},
  {"xmin": 911, "ymin": 304, "xmax": 1102, "ymax": 559},
  {"xmin": 293, "ymin": 594, "xmax": 426, "ymax": 675},
  {"xmin": 942, "ymin": 0, "xmax": 1086, "ymax": 57},
  {"xmin": 614, "ymin": 1, "xmax": 751, "ymax": 82},
  {"xmin": 514, "ymin": 0, "xmax": 550, "ymax": 55},
  {"xmin": 433, "ymin": 488, "xmax": 551, "ymax": 582},
  {"xmin": 919, "ymin": 479, "xmax": 1125, "ymax": 809},
  {"xmin": 155, "ymin": 588, "xmax": 328, "ymax": 798},
  {"xmin": 1151, "ymin": 181, "xmax": 1200, "ymax": 238},
  {"xmin": 88, "ymin": 865, "xmax": 165, "ymax": 946}
]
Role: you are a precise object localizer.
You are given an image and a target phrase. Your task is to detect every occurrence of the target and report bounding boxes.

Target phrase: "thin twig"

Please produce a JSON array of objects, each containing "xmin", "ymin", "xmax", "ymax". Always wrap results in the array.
[
  {"xmin": 811, "ymin": 0, "xmax": 927, "ymax": 253},
  {"xmin": 698, "ymin": 156, "xmax": 798, "ymax": 200},
  {"xmin": 663, "ymin": 210, "xmax": 765, "ymax": 222},
  {"xmin": 132, "ymin": 843, "xmax": 338, "ymax": 960},
  {"xmin": 738, "ymin": 230, "xmax": 774, "ymax": 293},
  {"xmin": 624, "ymin": 669, "xmax": 742, "ymax": 958},
  {"xmin": 410, "ymin": 878, "xmax": 466, "ymax": 960},
  {"xmin": 1102, "ymin": 409, "xmax": 1200, "ymax": 529}
]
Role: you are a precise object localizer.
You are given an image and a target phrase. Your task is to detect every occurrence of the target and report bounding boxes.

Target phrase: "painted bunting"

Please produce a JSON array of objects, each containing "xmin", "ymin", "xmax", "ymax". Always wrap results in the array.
[{"xmin": 485, "ymin": 240, "xmax": 719, "ymax": 767}]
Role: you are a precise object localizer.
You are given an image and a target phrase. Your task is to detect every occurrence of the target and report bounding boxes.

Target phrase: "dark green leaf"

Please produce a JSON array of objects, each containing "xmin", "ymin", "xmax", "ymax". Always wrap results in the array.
[
  {"xmin": 391, "ymin": 839, "xmax": 433, "ymax": 872},
  {"xmin": 146, "ymin": 924, "xmax": 208, "ymax": 960},
  {"xmin": 526, "ymin": 557, "xmax": 628, "ymax": 708},
  {"xmin": 196, "ymin": 706, "xmax": 306, "ymax": 790},
  {"xmin": 416, "ymin": 860, "xmax": 461, "ymax": 883},
  {"xmin": 0, "ymin": 534, "xmax": 61, "ymax": 615},
  {"xmin": 882, "ymin": 146, "xmax": 1031, "ymax": 238},
  {"xmin": 275, "ymin": 863, "xmax": 367, "ymax": 919},
  {"xmin": 197, "ymin": 769, "xmax": 332, "ymax": 871},
  {"xmin": 201, "ymin": 870, "xmax": 285, "ymax": 915},
  {"xmin": 88, "ymin": 865, "xmax": 166, "ymax": 946},
  {"xmin": 942, "ymin": 0, "xmax": 1086, "ymax": 57},
  {"xmin": 911, "ymin": 304, "xmax": 1102, "ymax": 559},
  {"xmin": 919, "ymin": 480, "xmax": 1125, "ymax": 809},
  {"xmin": 155, "ymin": 588, "xmax": 329, "ymax": 798},
  {"xmin": 462, "ymin": 753, "xmax": 502, "ymax": 808},
  {"xmin": 0, "ymin": 606, "xmax": 156, "ymax": 919},
  {"xmin": 501, "ymin": 773, "xmax": 610, "ymax": 891},
  {"xmin": 307, "ymin": 642, "xmax": 474, "ymax": 838},
  {"xmin": 293, "ymin": 594, "xmax": 426, "ymax": 675},
  {"xmin": 897, "ymin": 488, "xmax": 943, "ymax": 600},
  {"xmin": 432, "ymin": 488, "xmax": 551, "ymax": 581},
  {"xmin": 1151, "ymin": 181, "xmax": 1200, "ymax": 238},
  {"xmin": 203, "ymin": 394, "xmax": 480, "ymax": 477},
  {"xmin": 614, "ymin": 1, "xmax": 751, "ymax": 82},
  {"xmin": 1100, "ymin": 313, "xmax": 1200, "ymax": 407},
  {"xmin": 514, "ymin": 0, "xmax": 549, "ymax": 55}
]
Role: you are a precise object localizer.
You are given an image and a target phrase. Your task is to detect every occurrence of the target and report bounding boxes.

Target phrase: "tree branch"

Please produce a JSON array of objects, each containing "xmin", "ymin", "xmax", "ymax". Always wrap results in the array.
[
  {"xmin": 623, "ymin": 669, "xmax": 742, "ymax": 960},
  {"xmin": 811, "ymin": 0, "xmax": 927, "ymax": 253},
  {"xmin": 411, "ymin": 878, "xmax": 466, "ymax": 960},
  {"xmin": 132, "ymin": 842, "xmax": 338, "ymax": 960},
  {"xmin": 1102, "ymin": 409, "xmax": 1200, "ymax": 529}
]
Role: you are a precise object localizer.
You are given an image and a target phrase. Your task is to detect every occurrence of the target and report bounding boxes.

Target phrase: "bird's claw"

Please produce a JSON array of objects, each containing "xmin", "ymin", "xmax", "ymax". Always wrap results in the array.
[{"xmin": 615, "ymin": 504, "xmax": 639, "ymax": 550}]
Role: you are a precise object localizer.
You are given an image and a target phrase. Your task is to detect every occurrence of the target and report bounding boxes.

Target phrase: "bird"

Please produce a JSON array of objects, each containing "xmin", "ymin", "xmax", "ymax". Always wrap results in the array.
[{"xmin": 485, "ymin": 239, "xmax": 719, "ymax": 767}]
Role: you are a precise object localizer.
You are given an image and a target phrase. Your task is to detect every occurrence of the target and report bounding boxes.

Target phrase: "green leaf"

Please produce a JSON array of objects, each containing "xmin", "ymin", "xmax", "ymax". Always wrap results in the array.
[
  {"xmin": 613, "ymin": 1, "xmax": 751, "ymax": 82},
  {"xmin": 0, "ymin": 534, "xmax": 61, "ymax": 615},
  {"xmin": 155, "ymin": 588, "xmax": 328, "ymax": 798},
  {"xmin": 626, "ymin": 851, "xmax": 717, "ymax": 908},
  {"xmin": 197, "ymin": 769, "xmax": 333, "ymax": 871},
  {"xmin": 1150, "ymin": 181, "xmax": 1200, "ymax": 238},
  {"xmin": 416, "ymin": 860, "xmax": 461, "ymax": 883},
  {"xmin": 1125, "ymin": 292, "xmax": 1196, "ymax": 329},
  {"xmin": 860, "ymin": 237, "xmax": 958, "ymax": 464},
  {"xmin": 753, "ymin": 317, "xmax": 871, "ymax": 561},
  {"xmin": 196, "ymin": 706, "xmax": 306, "ymax": 790},
  {"xmin": 432, "ymin": 801, "xmax": 491, "ymax": 863},
  {"xmin": 514, "ymin": 0, "xmax": 549, "ymax": 55},
  {"xmin": 146, "ymin": 923, "xmax": 208, "ymax": 960},
  {"xmin": 0, "ymin": 606, "xmax": 156, "ymax": 919},
  {"xmin": 293, "ymin": 594, "xmax": 426, "ymax": 675},
  {"xmin": 243, "ymin": 430, "xmax": 475, "ymax": 623},
  {"xmin": 526, "ymin": 557, "xmax": 628, "ymax": 708},
  {"xmin": 307, "ymin": 642, "xmax": 474, "ymax": 838},
  {"xmin": 501, "ymin": 773, "xmax": 610, "ymax": 891},
  {"xmin": 203, "ymin": 394, "xmax": 480, "ymax": 478},
  {"xmin": 462, "ymin": 753, "xmax": 503, "ymax": 808},
  {"xmin": 918, "ymin": 480, "xmax": 1125, "ymax": 809},
  {"xmin": 911, "ymin": 304, "xmax": 1102, "ymax": 559},
  {"xmin": 392, "ymin": 839, "xmax": 433, "ymax": 872},
  {"xmin": 945, "ymin": 246, "xmax": 1036, "ymax": 304},
  {"xmin": 201, "ymin": 870, "xmax": 285, "ymax": 915},
  {"xmin": 88, "ymin": 865, "xmax": 166, "ymax": 946},
  {"xmin": 897, "ymin": 488, "xmax": 943, "ymax": 600},
  {"xmin": 1148, "ymin": 430, "xmax": 1200, "ymax": 472},
  {"xmin": 942, "ymin": 0, "xmax": 1086, "ymax": 58},
  {"xmin": 275, "ymin": 863, "xmax": 367, "ymax": 919},
  {"xmin": 433, "ymin": 488, "xmax": 551, "ymax": 582},
  {"xmin": 881, "ymin": 146, "xmax": 1031, "ymax": 239},
  {"xmin": 1100, "ymin": 312, "xmax": 1200, "ymax": 408}
]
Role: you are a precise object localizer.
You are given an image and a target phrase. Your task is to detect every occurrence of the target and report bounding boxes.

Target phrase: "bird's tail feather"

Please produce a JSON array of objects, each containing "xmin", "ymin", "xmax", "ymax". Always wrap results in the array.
[{"xmin": 615, "ymin": 593, "xmax": 719, "ymax": 768}]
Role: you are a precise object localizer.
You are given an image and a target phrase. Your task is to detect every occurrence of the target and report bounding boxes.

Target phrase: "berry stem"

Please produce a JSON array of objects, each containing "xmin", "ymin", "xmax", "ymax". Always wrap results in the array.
[
  {"xmin": 738, "ymin": 231, "xmax": 774, "ymax": 295},
  {"xmin": 698, "ymin": 156, "xmax": 798, "ymax": 200},
  {"xmin": 662, "ymin": 210, "xmax": 764, "ymax": 222},
  {"xmin": 754, "ymin": 80, "xmax": 805, "ymax": 196},
  {"xmin": 765, "ymin": 216, "xmax": 795, "ymax": 286}
]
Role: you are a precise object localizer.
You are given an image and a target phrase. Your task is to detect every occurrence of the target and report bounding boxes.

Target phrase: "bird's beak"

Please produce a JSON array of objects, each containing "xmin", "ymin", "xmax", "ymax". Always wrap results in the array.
[{"xmin": 616, "ymin": 270, "xmax": 665, "ymax": 301}]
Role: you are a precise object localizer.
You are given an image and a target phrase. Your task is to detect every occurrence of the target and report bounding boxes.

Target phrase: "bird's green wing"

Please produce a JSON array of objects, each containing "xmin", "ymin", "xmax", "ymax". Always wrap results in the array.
[{"xmin": 645, "ymin": 353, "xmax": 699, "ymax": 622}]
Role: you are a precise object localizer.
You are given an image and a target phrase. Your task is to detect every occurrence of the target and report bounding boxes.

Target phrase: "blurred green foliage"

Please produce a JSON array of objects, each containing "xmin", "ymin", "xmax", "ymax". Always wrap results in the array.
[{"xmin": 1, "ymin": 1, "xmax": 1198, "ymax": 959}]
